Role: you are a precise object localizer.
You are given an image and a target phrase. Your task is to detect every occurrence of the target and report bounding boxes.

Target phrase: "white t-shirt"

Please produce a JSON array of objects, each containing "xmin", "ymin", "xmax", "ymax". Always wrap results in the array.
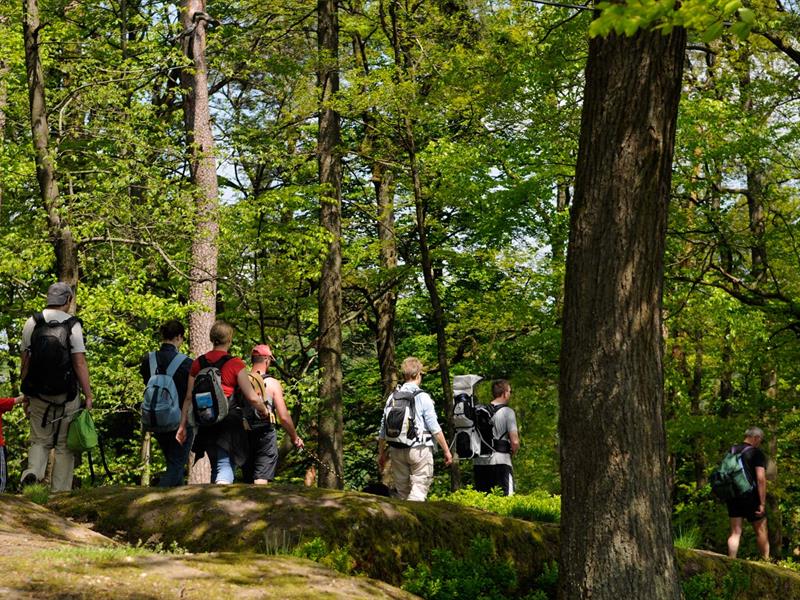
[
  {"xmin": 473, "ymin": 404, "xmax": 517, "ymax": 467},
  {"xmin": 21, "ymin": 309, "xmax": 86, "ymax": 354}
]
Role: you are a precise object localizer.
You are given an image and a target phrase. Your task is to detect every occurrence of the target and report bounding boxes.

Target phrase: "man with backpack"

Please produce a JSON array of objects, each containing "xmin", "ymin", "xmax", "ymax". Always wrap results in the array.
[
  {"xmin": 175, "ymin": 321, "xmax": 270, "ymax": 484},
  {"xmin": 19, "ymin": 282, "xmax": 94, "ymax": 491},
  {"xmin": 721, "ymin": 427, "xmax": 769, "ymax": 560},
  {"xmin": 242, "ymin": 344, "xmax": 304, "ymax": 485},
  {"xmin": 139, "ymin": 320, "xmax": 194, "ymax": 486},
  {"xmin": 472, "ymin": 379, "xmax": 520, "ymax": 496},
  {"xmin": 377, "ymin": 357, "xmax": 453, "ymax": 501}
]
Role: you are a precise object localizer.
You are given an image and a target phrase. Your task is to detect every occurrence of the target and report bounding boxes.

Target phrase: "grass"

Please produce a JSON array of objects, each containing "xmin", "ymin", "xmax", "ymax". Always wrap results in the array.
[
  {"xmin": 430, "ymin": 488, "xmax": 561, "ymax": 523},
  {"xmin": 674, "ymin": 526, "xmax": 702, "ymax": 550},
  {"xmin": 22, "ymin": 482, "xmax": 50, "ymax": 505}
]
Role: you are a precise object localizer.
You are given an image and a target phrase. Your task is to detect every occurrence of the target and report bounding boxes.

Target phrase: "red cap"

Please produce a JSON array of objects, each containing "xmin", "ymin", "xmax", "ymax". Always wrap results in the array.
[{"xmin": 251, "ymin": 344, "xmax": 273, "ymax": 358}]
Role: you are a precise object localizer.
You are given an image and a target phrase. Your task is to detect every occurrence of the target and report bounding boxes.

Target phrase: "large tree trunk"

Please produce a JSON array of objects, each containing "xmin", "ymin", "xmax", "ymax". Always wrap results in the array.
[
  {"xmin": 408, "ymin": 138, "xmax": 458, "ymax": 490},
  {"xmin": 558, "ymin": 26, "xmax": 686, "ymax": 600},
  {"xmin": 316, "ymin": 0, "xmax": 344, "ymax": 489},
  {"xmin": 23, "ymin": 0, "xmax": 79, "ymax": 299},
  {"xmin": 0, "ymin": 43, "xmax": 8, "ymax": 216},
  {"xmin": 373, "ymin": 163, "xmax": 398, "ymax": 398},
  {"xmin": 180, "ymin": 0, "xmax": 218, "ymax": 484}
]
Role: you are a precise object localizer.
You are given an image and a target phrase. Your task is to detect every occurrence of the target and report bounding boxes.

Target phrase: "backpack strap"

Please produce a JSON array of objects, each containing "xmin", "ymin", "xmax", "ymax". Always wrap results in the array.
[
  {"xmin": 33, "ymin": 312, "xmax": 45, "ymax": 327},
  {"xmin": 213, "ymin": 355, "xmax": 233, "ymax": 370},
  {"xmin": 164, "ymin": 352, "xmax": 186, "ymax": 378},
  {"xmin": 148, "ymin": 352, "xmax": 158, "ymax": 377},
  {"xmin": 198, "ymin": 355, "xmax": 210, "ymax": 370}
]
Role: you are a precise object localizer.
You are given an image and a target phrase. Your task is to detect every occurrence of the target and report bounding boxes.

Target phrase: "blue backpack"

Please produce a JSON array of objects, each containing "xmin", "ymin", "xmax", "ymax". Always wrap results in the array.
[{"xmin": 142, "ymin": 352, "xmax": 186, "ymax": 432}]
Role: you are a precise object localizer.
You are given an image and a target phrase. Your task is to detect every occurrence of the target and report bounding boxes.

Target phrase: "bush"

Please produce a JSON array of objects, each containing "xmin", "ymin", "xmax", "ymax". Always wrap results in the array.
[{"xmin": 293, "ymin": 537, "xmax": 356, "ymax": 575}]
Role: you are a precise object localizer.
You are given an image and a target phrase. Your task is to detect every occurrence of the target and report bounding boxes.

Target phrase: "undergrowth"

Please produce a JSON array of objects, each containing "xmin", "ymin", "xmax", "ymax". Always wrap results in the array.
[{"xmin": 430, "ymin": 488, "xmax": 561, "ymax": 523}]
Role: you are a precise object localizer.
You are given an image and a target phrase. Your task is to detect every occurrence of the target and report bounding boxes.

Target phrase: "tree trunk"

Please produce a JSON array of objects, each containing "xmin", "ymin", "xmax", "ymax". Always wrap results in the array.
[
  {"xmin": 558, "ymin": 26, "xmax": 686, "ymax": 600},
  {"xmin": 316, "ymin": 0, "xmax": 344, "ymax": 489},
  {"xmin": 408, "ymin": 136, "xmax": 458, "ymax": 490},
  {"xmin": 23, "ymin": 0, "xmax": 79, "ymax": 299},
  {"xmin": 689, "ymin": 335, "xmax": 706, "ymax": 488},
  {"xmin": 373, "ymin": 163, "xmax": 398, "ymax": 398},
  {"xmin": 0, "ymin": 47, "xmax": 8, "ymax": 217},
  {"xmin": 180, "ymin": 0, "xmax": 218, "ymax": 484}
]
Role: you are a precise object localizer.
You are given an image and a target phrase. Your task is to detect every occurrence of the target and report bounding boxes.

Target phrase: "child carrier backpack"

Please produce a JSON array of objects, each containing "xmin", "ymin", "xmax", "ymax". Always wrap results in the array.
[
  {"xmin": 710, "ymin": 446, "xmax": 755, "ymax": 501},
  {"xmin": 142, "ymin": 351, "xmax": 187, "ymax": 432},
  {"xmin": 192, "ymin": 355, "xmax": 233, "ymax": 427},
  {"xmin": 21, "ymin": 312, "xmax": 80, "ymax": 399},
  {"xmin": 241, "ymin": 372, "xmax": 277, "ymax": 430},
  {"xmin": 451, "ymin": 375, "xmax": 482, "ymax": 460},
  {"xmin": 383, "ymin": 388, "xmax": 424, "ymax": 448}
]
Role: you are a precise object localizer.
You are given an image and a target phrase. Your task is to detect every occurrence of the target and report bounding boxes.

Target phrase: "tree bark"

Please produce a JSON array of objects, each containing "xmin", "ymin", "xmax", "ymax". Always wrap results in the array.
[
  {"xmin": 558, "ymin": 25, "xmax": 686, "ymax": 600},
  {"xmin": 0, "ymin": 45, "xmax": 8, "ymax": 217},
  {"xmin": 23, "ymin": 0, "xmax": 79, "ymax": 301},
  {"xmin": 180, "ymin": 0, "xmax": 218, "ymax": 484},
  {"xmin": 373, "ymin": 163, "xmax": 399, "ymax": 398},
  {"xmin": 140, "ymin": 431, "xmax": 151, "ymax": 487},
  {"xmin": 316, "ymin": 0, "xmax": 344, "ymax": 489}
]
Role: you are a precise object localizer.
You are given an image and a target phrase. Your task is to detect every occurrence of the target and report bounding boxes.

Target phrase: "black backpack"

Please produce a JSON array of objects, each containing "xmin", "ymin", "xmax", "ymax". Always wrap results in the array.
[
  {"xmin": 21, "ymin": 312, "xmax": 80, "ymax": 399},
  {"xmin": 383, "ymin": 388, "xmax": 424, "ymax": 448},
  {"xmin": 192, "ymin": 354, "xmax": 233, "ymax": 427},
  {"xmin": 474, "ymin": 403, "xmax": 511, "ymax": 455}
]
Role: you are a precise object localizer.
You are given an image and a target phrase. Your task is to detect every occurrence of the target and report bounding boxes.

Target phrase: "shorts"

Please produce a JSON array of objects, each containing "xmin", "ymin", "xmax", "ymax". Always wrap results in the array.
[
  {"xmin": 726, "ymin": 491, "xmax": 764, "ymax": 522},
  {"xmin": 242, "ymin": 427, "xmax": 278, "ymax": 482}
]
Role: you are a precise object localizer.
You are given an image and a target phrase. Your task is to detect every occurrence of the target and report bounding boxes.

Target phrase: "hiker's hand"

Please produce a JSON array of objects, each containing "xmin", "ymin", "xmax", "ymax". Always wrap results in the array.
[
  {"xmin": 84, "ymin": 395, "xmax": 93, "ymax": 410},
  {"xmin": 443, "ymin": 451, "xmax": 453, "ymax": 467},
  {"xmin": 14, "ymin": 394, "xmax": 25, "ymax": 405},
  {"xmin": 756, "ymin": 504, "xmax": 766, "ymax": 517},
  {"xmin": 293, "ymin": 436, "xmax": 304, "ymax": 450},
  {"xmin": 176, "ymin": 424, "xmax": 187, "ymax": 445}
]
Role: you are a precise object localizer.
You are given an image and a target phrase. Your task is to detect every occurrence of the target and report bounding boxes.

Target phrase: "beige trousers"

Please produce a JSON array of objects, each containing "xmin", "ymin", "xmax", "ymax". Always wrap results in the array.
[
  {"xmin": 389, "ymin": 445, "xmax": 434, "ymax": 501},
  {"xmin": 22, "ymin": 394, "xmax": 81, "ymax": 492}
]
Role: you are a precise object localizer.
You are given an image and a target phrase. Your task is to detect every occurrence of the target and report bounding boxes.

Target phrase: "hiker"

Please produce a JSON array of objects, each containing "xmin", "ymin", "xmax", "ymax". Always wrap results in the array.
[
  {"xmin": 0, "ymin": 395, "xmax": 25, "ymax": 492},
  {"xmin": 472, "ymin": 379, "xmax": 520, "ymax": 496},
  {"xmin": 175, "ymin": 321, "xmax": 269, "ymax": 484},
  {"xmin": 139, "ymin": 320, "xmax": 194, "ymax": 486},
  {"xmin": 725, "ymin": 426, "xmax": 769, "ymax": 560},
  {"xmin": 242, "ymin": 344, "xmax": 304, "ymax": 485},
  {"xmin": 377, "ymin": 357, "xmax": 453, "ymax": 501},
  {"xmin": 19, "ymin": 282, "xmax": 94, "ymax": 491}
]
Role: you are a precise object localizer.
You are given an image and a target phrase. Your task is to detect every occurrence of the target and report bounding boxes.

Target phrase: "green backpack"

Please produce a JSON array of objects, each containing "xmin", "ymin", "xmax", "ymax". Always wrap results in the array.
[
  {"xmin": 67, "ymin": 409, "xmax": 98, "ymax": 453},
  {"xmin": 709, "ymin": 446, "xmax": 755, "ymax": 501}
]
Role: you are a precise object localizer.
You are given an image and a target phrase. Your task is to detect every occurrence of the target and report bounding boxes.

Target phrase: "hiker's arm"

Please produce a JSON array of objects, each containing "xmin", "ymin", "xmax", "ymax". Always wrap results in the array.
[
  {"xmin": 434, "ymin": 431, "xmax": 453, "ymax": 466},
  {"xmin": 510, "ymin": 430, "xmax": 520, "ymax": 456},
  {"xmin": 756, "ymin": 465, "xmax": 767, "ymax": 515},
  {"xmin": 270, "ymin": 379, "xmax": 303, "ymax": 449},
  {"xmin": 71, "ymin": 352, "xmax": 93, "ymax": 409},
  {"xmin": 236, "ymin": 369, "xmax": 271, "ymax": 418},
  {"xmin": 176, "ymin": 374, "xmax": 195, "ymax": 444},
  {"xmin": 20, "ymin": 351, "xmax": 29, "ymax": 382}
]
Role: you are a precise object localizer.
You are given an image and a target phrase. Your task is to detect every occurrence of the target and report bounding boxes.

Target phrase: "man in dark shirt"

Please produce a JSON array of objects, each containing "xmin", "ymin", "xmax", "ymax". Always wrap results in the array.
[
  {"xmin": 139, "ymin": 320, "xmax": 193, "ymax": 486},
  {"xmin": 726, "ymin": 426, "xmax": 769, "ymax": 560}
]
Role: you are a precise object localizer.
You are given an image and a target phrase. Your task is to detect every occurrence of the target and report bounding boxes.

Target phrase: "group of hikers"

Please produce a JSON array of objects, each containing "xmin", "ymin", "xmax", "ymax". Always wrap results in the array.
[{"xmin": 0, "ymin": 282, "xmax": 772, "ymax": 561}]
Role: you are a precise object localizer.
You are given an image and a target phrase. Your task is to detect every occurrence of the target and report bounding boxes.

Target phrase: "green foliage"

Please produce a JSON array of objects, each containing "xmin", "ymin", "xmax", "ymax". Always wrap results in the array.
[
  {"xmin": 431, "ymin": 488, "xmax": 561, "ymax": 524},
  {"xmin": 293, "ymin": 537, "xmax": 356, "ymax": 575},
  {"xmin": 674, "ymin": 526, "xmax": 702, "ymax": 550},
  {"xmin": 22, "ymin": 482, "xmax": 50, "ymax": 505},
  {"xmin": 401, "ymin": 536, "xmax": 518, "ymax": 600},
  {"xmin": 681, "ymin": 562, "xmax": 750, "ymax": 600}
]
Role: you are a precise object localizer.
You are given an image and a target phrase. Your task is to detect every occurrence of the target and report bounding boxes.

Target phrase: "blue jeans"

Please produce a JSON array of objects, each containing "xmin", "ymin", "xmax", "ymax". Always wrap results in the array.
[
  {"xmin": 154, "ymin": 427, "xmax": 194, "ymax": 487},
  {"xmin": 210, "ymin": 447, "xmax": 234, "ymax": 484}
]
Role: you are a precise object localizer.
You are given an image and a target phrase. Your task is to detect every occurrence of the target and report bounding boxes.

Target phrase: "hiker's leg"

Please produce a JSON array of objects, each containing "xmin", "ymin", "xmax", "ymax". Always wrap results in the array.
[
  {"xmin": 473, "ymin": 464, "xmax": 493, "ymax": 493},
  {"xmin": 499, "ymin": 465, "xmax": 514, "ymax": 496},
  {"xmin": 211, "ymin": 447, "xmax": 234, "ymax": 484},
  {"xmin": 406, "ymin": 446, "xmax": 434, "ymax": 502},
  {"xmin": 252, "ymin": 428, "xmax": 277, "ymax": 485},
  {"xmin": 51, "ymin": 396, "xmax": 80, "ymax": 492},
  {"xmin": 0, "ymin": 446, "xmax": 7, "ymax": 493},
  {"xmin": 728, "ymin": 517, "xmax": 743, "ymax": 558},
  {"xmin": 155, "ymin": 427, "xmax": 193, "ymax": 487},
  {"xmin": 390, "ymin": 447, "xmax": 411, "ymax": 500},
  {"xmin": 22, "ymin": 397, "xmax": 55, "ymax": 483},
  {"xmin": 753, "ymin": 517, "xmax": 770, "ymax": 560}
]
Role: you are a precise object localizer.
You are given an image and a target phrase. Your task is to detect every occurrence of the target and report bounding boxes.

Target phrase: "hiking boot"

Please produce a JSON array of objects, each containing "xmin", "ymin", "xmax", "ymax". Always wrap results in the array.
[{"xmin": 20, "ymin": 472, "xmax": 37, "ymax": 489}]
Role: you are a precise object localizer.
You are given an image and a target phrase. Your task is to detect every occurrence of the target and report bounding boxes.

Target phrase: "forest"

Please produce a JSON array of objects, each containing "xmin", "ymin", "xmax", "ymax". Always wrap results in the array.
[{"xmin": 2, "ymin": 0, "xmax": 800, "ymax": 597}]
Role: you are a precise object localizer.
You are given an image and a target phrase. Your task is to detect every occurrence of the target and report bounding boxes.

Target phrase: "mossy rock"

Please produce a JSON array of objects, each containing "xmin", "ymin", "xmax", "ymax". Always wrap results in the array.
[
  {"xmin": 0, "ymin": 494, "xmax": 418, "ymax": 599},
  {"xmin": 47, "ymin": 484, "xmax": 560, "ymax": 589}
]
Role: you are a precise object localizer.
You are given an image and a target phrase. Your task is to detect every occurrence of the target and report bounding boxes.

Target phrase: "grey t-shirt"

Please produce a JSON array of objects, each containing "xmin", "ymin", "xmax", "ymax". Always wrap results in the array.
[{"xmin": 473, "ymin": 404, "xmax": 517, "ymax": 467}]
